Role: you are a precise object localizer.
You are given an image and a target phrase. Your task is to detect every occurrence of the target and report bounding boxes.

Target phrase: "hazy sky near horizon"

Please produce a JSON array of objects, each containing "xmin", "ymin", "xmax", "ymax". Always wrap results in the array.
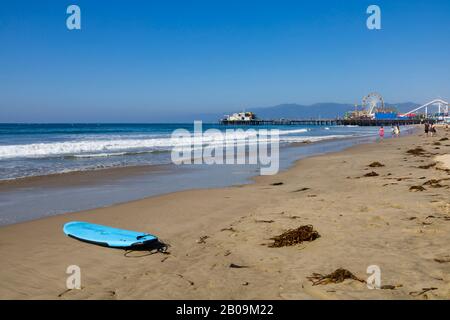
[{"xmin": 0, "ymin": 0, "xmax": 449, "ymax": 122}]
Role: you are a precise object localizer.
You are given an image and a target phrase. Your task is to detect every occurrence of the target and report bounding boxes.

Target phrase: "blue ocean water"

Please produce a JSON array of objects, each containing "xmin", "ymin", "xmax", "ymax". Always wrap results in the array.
[{"xmin": 0, "ymin": 123, "xmax": 380, "ymax": 180}]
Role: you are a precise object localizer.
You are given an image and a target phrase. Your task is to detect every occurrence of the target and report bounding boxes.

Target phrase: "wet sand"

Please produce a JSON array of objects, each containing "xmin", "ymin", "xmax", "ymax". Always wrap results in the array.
[
  {"xmin": 0, "ymin": 129, "xmax": 449, "ymax": 299},
  {"xmin": 0, "ymin": 164, "xmax": 172, "ymax": 191}
]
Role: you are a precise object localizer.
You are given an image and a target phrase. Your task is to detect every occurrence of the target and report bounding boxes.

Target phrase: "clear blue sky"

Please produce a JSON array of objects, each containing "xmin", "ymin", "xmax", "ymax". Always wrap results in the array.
[{"xmin": 0, "ymin": 0, "xmax": 449, "ymax": 122}]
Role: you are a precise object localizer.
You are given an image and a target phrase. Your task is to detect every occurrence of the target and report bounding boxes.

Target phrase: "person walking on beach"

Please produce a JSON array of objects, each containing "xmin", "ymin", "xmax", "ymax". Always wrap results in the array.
[
  {"xmin": 396, "ymin": 125, "xmax": 401, "ymax": 136},
  {"xmin": 424, "ymin": 122, "xmax": 430, "ymax": 137},
  {"xmin": 379, "ymin": 126, "xmax": 385, "ymax": 140},
  {"xmin": 393, "ymin": 125, "xmax": 400, "ymax": 137},
  {"xmin": 430, "ymin": 123, "xmax": 437, "ymax": 137}
]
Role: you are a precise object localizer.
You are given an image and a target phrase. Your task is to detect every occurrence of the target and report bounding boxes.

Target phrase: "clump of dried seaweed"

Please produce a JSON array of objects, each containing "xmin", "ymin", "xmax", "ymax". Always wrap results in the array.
[
  {"xmin": 269, "ymin": 225, "xmax": 320, "ymax": 247},
  {"xmin": 409, "ymin": 287, "xmax": 438, "ymax": 297},
  {"xmin": 410, "ymin": 185, "xmax": 426, "ymax": 192},
  {"xmin": 368, "ymin": 161, "xmax": 385, "ymax": 168},
  {"xmin": 423, "ymin": 179, "xmax": 445, "ymax": 188},
  {"xmin": 406, "ymin": 147, "xmax": 427, "ymax": 156},
  {"xmin": 439, "ymin": 137, "xmax": 449, "ymax": 141},
  {"xmin": 418, "ymin": 162, "xmax": 436, "ymax": 169},
  {"xmin": 364, "ymin": 171, "xmax": 379, "ymax": 177},
  {"xmin": 307, "ymin": 268, "xmax": 365, "ymax": 286},
  {"xmin": 292, "ymin": 187, "xmax": 310, "ymax": 193}
]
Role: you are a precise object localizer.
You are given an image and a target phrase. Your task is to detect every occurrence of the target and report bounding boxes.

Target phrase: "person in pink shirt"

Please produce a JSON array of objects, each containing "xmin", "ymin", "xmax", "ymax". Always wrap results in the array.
[{"xmin": 378, "ymin": 126, "xmax": 385, "ymax": 140}]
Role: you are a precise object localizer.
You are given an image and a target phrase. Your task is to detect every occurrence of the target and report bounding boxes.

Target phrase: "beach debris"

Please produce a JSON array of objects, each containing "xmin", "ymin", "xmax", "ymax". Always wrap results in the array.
[
  {"xmin": 292, "ymin": 187, "xmax": 310, "ymax": 193},
  {"xmin": 406, "ymin": 147, "xmax": 427, "ymax": 156},
  {"xmin": 229, "ymin": 263, "xmax": 249, "ymax": 269},
  {"xmin": 177, "ymin": 274, "xmax": 195, "ymax": 286},
  {"xmin": 436, "ymin": 167, "xmax": 450, "ymax": 174},
  {"xmin": 271, "ymin": 182, "xmax": 284, "ymax": 186},
  {"xmin": 107, "ymin": 290, "xmax": 117, "ymax": 297},
  {"xmin": 423, "ymin": 179, "xmax": 439, "ymax": 185},
  {"xmin": 224, "ymin": 250, "xmax": 231, "ymax": 256},
  {"xmin": 269, "ymin": 225, "xmax": 320, "ymax": 248},
  {"xmin": 382, "ymin": 183, "xmax": 398, "ymax": 186},
  {"xmin": 380, "ymin": 285, "xmax": 397, "ymax": 290},
  {"xmin": 409, "ymin": 185, "xmax": 426, "ymax": 192},
  {"xmin": 197, "ymin": 235, "xmax": 208, "ymax": 244},
  {"xmin": 242, "ymin": 281, "xmax": 249, "ymax": 286},
  {"xmin": 409, "ymin": 287, "xmax": 437, "ymax": 297},
  {"xmin": 221, "ymin": 227, "xmax": 236, "ymax": 232},
  {"xmin": 364, "ymin": 171, "xmax": 379, "ymax": 177},
  {"xmin": 368, "ymin": 161, "xmax": 385, "ymax": 167},
  {"xmin": 434, "ymin": 256, "xmax": 450, "ymax": 263},
  {"xmin": 57, "ymin": 288, "xmax": 73, "ymax": 297},
  {"xmin": 307, "ymin": 268, "xmax": 365, "ymax": 286},
  {"xmin": 418, "ymin": 162, "xmax": 436, "ymax": 169},
  {"xmin": 439, "ymin": 137, "xmax": 449, "ymax": 141},
  {"xmin": 255, "ymin": 219, "xmax": 275, "ymax": 223},
  {"xmin": 423, "ymin": 179, "xmax": 445, "ymax": 188}
]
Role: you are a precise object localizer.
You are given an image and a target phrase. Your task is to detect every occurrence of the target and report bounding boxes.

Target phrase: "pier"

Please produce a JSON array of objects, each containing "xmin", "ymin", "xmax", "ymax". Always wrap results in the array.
[
  {"xmin": 220, "ymin": 118, "xmax": 427, "ymax": 126},
  {"xmin": 220, "ymin": 98, "xmax": 447, "ymax": 126}
]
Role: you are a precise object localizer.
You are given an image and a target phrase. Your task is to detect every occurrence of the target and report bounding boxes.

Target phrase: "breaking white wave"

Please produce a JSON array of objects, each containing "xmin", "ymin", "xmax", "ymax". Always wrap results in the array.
[{"xmin": 0, "ymin": 128, "xmax": 313, "ymax": 159}]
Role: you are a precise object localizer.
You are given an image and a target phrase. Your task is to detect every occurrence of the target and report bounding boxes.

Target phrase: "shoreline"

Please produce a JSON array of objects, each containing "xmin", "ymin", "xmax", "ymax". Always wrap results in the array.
[
  {"xmin": 0, "ymin": 132, "xmax": 371, "ymax": 185},
  {"xmin": 0, "ymin": 128, "xmax": 449, "ymax": 299},
  {"xmin": 0, "ymin": 133, "xmax": 384, "ymax": 227}
]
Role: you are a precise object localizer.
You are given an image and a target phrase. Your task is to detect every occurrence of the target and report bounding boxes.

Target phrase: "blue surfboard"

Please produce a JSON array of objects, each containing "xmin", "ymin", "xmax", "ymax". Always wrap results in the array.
[{"xmin": 63, "ymin": 221, "xmax": 158, "ymax": 248}]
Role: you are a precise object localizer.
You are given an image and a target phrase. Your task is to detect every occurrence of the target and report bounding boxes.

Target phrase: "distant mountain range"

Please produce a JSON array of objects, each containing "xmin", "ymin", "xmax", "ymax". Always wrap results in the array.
[{"xmin": 178, "ymin": 102, "xmax": 421, "ymax": 123}]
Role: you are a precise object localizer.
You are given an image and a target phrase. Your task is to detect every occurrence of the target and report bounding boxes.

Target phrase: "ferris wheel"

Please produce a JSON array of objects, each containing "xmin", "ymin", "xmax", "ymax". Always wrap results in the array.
[{"xmin": 362, "ymin": 92, "xmax": 385, "ymax": 115}]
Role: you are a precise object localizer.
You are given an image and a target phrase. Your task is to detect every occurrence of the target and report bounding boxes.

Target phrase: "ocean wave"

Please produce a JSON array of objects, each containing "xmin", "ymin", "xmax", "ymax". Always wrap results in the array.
[
  {"xmin": 280, "ymin": 135, "xmax": 348, "ymax": 143},
  {"xmin": 0, "ymin": 128, "xmax": 334, "ymax": 160},
  {"xmin": 63, "ymin": 149, "xmax": 171, "ymax": 159}
]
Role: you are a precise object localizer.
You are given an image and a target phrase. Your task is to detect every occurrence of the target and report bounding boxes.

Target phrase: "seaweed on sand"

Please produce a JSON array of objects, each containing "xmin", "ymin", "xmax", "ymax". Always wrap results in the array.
[
  {"xmin": 439, "ymin": 137, "xmax": 449, "ymax": 141},
  {"xmin": 197, "ymin": 235, "xmax": 208, "ymax": 244},
  {"xmin": 406, "ymin": 147, "xmax": 427, "ymax": 156},
  {"xmin": 410, "ymin": 185, "xmax": 426, "ymax": 191},
  {"xmin": 418, "ymin": 163, "xmax": 436, "ymax": 169},
  {"xmin": 269, "ymin": 225, "xmax": 320, "ymax": 247},
  {"xmin": 368, "ymin": 162, "xmax": 385, "ymax": 167},
  {"xmin": 271, "ymin": 182, "xmax": 284, "ymax": 186},
  {"xmin": 255, "ymin": 219, "xmax": 275, "ymax": 223},
  {"xmin": 409, "ymin": 287, "xmax": 438, "ymax": 297},
  {"xmin": 423, "ymin": 179, "xmax": 441, "ymax": 185},
  {"xmin": 307, "ymin": 268, "xmax": 365, "ymax": 286},
  {"xmin": 229, "ymin": 263, "xmax": 249, "ymax": 268},
  {"xmin": 292, "ymin": 187, "xmax": 310, "ymax": 193},
  {"xmin": 364, "ymin": 171, "xmax": 379, "ymax": 177},
  {"xmin": 434, "ymin": 256, "xmax": 450, "ymax": 263},
  {"xmin": 423, "ymin": 179, "xmax": 445, "ymax": 188}
]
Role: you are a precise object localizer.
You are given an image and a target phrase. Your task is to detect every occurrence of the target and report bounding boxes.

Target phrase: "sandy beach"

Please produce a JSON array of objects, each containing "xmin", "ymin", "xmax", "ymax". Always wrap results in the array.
[{"xmin": 0, "ymin": 128, "xmax": 449, "ymax": 300}]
